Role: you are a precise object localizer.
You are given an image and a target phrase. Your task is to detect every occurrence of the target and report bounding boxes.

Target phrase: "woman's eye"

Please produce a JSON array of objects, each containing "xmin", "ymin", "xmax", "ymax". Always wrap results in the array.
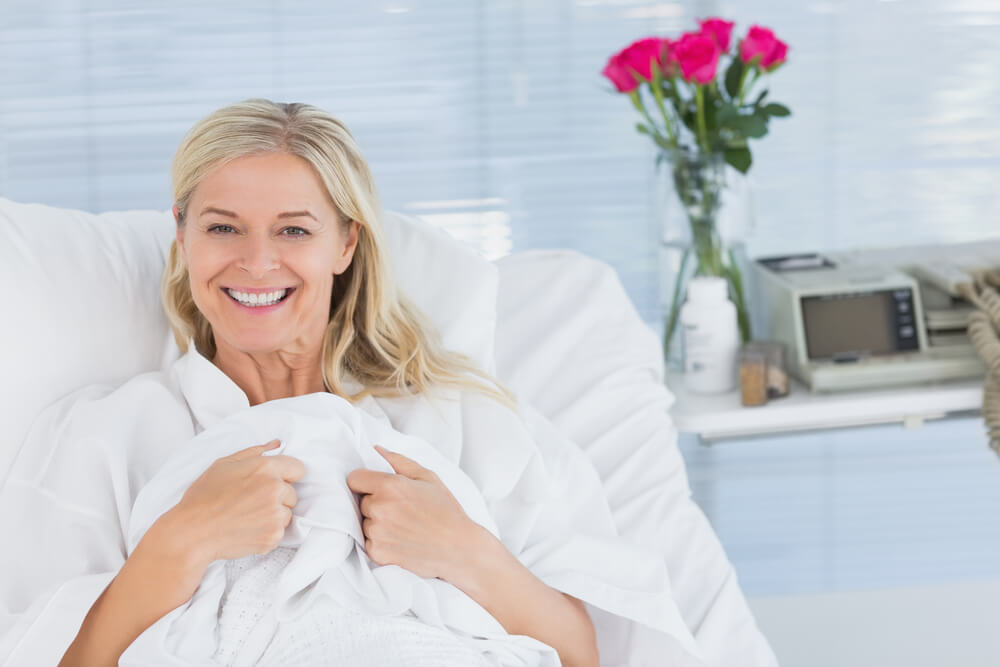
[{"xmin": 205, "ymin": 225, "xmax": 308, "ymax": 237}]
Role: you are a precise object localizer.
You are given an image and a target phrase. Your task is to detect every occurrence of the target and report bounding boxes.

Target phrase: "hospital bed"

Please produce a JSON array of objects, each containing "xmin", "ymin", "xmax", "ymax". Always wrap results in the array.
[{"xmin": 0, "ymin": 197, "xmax": 776, "ymax": 666}]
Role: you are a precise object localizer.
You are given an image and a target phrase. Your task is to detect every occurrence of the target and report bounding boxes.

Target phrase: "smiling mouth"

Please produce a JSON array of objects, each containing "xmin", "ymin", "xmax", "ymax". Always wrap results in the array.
[{"xmin": 223, "ymin": 287, "xmax": 296, "ymax": 308}]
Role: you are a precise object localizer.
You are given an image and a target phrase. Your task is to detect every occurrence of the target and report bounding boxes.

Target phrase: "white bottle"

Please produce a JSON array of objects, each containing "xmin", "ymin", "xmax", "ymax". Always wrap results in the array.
[{"xmin": 681, "ymin": 276, "xmax": 740, "ymax": 394}]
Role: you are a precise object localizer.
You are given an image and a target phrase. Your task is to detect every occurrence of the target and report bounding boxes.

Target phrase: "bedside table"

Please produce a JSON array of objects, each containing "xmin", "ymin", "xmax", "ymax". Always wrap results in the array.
[{"xmin": 666, "ymin": 371, "xmax": 982, "ymax": 443}]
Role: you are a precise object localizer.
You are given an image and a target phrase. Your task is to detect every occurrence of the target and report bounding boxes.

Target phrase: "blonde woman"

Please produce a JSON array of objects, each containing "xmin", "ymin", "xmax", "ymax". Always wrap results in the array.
[{"xmin": 55, "ymin": 99, "xmax": 600, "ymax": 666}]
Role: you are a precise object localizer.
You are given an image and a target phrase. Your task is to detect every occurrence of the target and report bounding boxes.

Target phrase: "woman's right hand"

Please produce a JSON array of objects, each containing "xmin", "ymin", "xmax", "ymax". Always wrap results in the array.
[
  {"xmin": 60, "ymin": 441, "xmax": 304, "ymax": 667},
  {"xmin": 171, "ymin": 439, "xmax": 307, "ymax": 564}
]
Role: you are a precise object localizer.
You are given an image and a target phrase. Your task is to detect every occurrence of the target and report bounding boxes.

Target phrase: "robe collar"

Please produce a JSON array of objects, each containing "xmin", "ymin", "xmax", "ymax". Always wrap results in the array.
[
  {"xmin": 170, "ymin": 339, "xmax": 369, "ymax": 432},
  {"xmin": 170, "ymin": 341, "xmax": 250, "ymax": 432}
]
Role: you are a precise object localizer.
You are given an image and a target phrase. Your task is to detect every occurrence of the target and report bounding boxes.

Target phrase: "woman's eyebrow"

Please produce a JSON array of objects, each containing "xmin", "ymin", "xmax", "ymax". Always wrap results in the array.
[{"xmin": 199, "ymin": 206, "xmax": 317, "ymax": 221}]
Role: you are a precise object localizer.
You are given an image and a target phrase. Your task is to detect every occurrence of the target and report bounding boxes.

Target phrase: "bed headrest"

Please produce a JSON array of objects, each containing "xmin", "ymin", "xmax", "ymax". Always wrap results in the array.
[{"xmin": 0, "ymin": 198, "xmax": 496, "ymax": 480}]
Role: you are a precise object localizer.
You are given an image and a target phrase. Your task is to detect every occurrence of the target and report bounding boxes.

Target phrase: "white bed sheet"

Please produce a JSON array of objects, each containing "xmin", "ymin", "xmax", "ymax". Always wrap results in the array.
[
  {"xmin": 1, "ymin": 340, "xmax": 706, "ymax": 666},
  {"xmin": 494, "ymin": 249, "xmax": 779, "ymax": 667}
]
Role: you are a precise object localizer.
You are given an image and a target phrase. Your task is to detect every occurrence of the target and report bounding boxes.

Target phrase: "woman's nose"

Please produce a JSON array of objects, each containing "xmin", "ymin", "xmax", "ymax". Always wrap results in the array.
[{"xmin": 239, "ymin": 235, "xmax": 280, "ymax": 279}]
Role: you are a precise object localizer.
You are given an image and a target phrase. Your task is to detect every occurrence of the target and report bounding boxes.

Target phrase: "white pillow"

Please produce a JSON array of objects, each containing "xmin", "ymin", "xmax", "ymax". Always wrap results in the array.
[
  {"xmin": 0, "ymin": 198, "xmax": 496, "ymax": 483},
  {"xmin": 380, "ymin": 210, "xmax": 497, "ymax": 374}
]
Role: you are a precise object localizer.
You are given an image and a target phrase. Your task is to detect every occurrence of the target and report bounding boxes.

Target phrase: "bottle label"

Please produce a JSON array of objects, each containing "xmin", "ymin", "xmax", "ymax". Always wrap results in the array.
[{"xmin": 683, "ymin": 318, "xmax": 738, "ymax": 392}]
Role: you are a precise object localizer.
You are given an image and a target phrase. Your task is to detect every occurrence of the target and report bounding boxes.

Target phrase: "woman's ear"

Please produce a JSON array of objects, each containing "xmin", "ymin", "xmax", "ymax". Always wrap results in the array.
[
  {"xmin": 333, "ymin": 220, "xmax": 361, "ymax": 275},
  {"xmin": 173, "ymin": 204, "xmax": 186, "ymax": 256}
]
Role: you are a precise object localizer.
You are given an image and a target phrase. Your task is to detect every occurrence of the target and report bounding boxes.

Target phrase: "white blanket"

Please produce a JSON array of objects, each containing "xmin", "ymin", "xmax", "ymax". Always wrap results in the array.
[
  {"xmin": 1, "ymin": 360, "xmax": 705, "ymax": 666},
  {"xmin": 121, "ymin": 392, "xmax": 558, "ymax": 665}
]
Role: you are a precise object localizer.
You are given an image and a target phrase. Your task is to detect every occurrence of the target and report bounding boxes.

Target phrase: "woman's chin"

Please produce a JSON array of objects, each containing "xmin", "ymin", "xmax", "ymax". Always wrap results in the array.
[{"xmin": 216, "ymin": 331, "xmax": 291, "ymax": 357}]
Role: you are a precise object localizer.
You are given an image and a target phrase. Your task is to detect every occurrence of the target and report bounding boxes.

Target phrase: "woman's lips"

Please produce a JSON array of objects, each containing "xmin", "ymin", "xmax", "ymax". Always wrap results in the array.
[{"xmin": 223, "ymin": 287, "xmax": 296, "ymax": 312}]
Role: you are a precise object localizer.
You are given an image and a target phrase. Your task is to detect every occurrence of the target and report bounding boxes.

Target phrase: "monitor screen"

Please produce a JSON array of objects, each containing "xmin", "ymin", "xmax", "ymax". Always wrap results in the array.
[{"xmin": 801, "ymin": 291, "xmax": 898, "ymax": 360}]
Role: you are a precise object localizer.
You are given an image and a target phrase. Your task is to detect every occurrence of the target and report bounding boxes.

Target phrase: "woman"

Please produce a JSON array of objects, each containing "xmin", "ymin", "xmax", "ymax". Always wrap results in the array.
[{"xmin": 57, "ymin": 99, "xmax": 600, "ymax": 666}]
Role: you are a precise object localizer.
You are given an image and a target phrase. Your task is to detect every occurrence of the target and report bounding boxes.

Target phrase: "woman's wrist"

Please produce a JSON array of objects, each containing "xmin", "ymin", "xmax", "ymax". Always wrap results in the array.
[
  {"xmin": 445, "ymin": 521, "xmax": 516, "ymax": 600},
  {"xmin": 146, "ymin": 505, "xmax": 216, "ymax": 577},
  {"xmin": 59, "ymin": 508, "xmax": 215, "ymax": 665}
]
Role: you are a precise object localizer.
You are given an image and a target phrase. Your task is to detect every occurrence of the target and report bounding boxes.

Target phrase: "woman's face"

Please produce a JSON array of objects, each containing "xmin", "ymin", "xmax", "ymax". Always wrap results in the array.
[{"xmin": 174, "ymin": 152, "xmax": 360, "ymax": 357}]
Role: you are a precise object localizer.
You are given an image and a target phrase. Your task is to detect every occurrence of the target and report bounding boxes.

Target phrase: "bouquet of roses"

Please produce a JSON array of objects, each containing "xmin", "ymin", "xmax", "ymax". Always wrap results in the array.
[
  {"xmin": 602, "ymin": 18, "xmax": 790, "ymax": 174},
  {"xmin": 602, "ymin": 19, "xmax": 791, "ymax": 351}
]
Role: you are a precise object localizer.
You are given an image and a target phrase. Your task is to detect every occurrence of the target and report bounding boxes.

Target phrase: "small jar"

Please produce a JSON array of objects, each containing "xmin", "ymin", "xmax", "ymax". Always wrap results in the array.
[
  {"xmin": 739, "ymin": 344, "xmax": 768, "ymax": 407},
  {"xmin": 760, "ymin": 341, "xmax": 789, "ymax": 398}
]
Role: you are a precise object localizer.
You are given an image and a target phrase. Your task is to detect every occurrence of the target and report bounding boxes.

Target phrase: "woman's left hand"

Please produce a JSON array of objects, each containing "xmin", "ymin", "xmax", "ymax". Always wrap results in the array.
[{"xmin": 346, "ymin": 445, "xmax": 480, "ymax": 580}]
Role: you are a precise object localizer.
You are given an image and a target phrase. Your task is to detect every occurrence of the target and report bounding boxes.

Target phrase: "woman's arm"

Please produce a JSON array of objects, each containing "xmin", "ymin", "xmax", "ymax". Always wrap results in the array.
[
  {"xmin": 58, "ymin": 508, "xmax": 210, "ymax": 667},
  {"xmin": 60, "ymin": 440, "xmax": 305, "ymax": 666},
  {"xmin": 348, "ymin": 446, "xmax": 600, "ymax": 667},
  {"xmin": 450, "ymin": 523, "xmax": 600, "ymax": 667}
]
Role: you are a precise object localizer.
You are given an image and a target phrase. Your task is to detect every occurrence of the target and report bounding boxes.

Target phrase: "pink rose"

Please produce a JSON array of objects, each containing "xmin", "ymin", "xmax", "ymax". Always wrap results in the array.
[
  {"xmin": 765, "ymin": 39, "xmax": 788, "ymax": 70},
  {"xmin": 658, "ymin": 37, "xmax": 679, "ymax": 78},
  {"xmin": 739, "ymin": 25, "xmax": 789, "ymax": 70},
  {"xmin": 602, "ymin": 37, "xmax": 671, "ymax": 92},
  {"xmin": 622, "ymin": 37, "xmax": 668, "ymax": 80},
  {"xmin": 602, "ymin": 50, "xmax": 639, "ymax": 92},
  {"xmin": 698, "ymin": 17, "xmax": 735, "ymax": 52},
  {"xmin": 671, "ymin": 32, "xmax": 721, "ymax": 85}
]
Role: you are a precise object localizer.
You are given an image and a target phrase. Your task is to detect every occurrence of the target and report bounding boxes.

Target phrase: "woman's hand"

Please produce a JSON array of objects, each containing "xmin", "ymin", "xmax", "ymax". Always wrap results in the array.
[
  {"xmin": 173, "ymin": 439, "xmax": 306, "ymax": 564},
  {"xmin": 346, "ymin": 446, "xmax": 477, "ymax": 580}
]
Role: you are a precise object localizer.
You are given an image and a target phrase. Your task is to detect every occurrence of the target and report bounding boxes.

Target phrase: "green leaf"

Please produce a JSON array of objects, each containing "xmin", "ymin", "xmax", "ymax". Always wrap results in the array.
[
  {"xmin": 753, "ymin": 89, "xmax": 768, "ymax": 107},
  {"xmin": 636, "ymin": 122, "xmax": 651, "ymax": 135},
  {"xmin": 722, "ymin": 134, "xmax": 747, "ymax": 149},
  {"xmin": 763, "ymin": 102, "xmax": 791, "ymax": 117},
  {"xmin": 724, "ymin": 146, "xmax": 752, "ymax": 173},
  {"xmin": 733, "ymin": 114, "xmax": 768, "ymax": 139},
  {"xmin": 715, "ymin": 103, "xmax": 738, "ymax": 126},
  {"xmin": 724, "ymin": 57, "xmax": 744, "ymax": 99},
  {"xmin": 651, "ymin": 134, "xmax": 675, "ymax": 151}
]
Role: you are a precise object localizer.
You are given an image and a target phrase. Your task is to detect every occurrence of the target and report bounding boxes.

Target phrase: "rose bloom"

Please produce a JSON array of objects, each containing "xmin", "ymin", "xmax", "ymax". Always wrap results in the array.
[
  {"xmin": 671, "ymin": 32, "xmax": 721, "ymax": 85},
  {"xmin": 739, "ymin": 25, "xmax": 789, "ymax": 70},
  {"xmin": 601, "ymin": 50, "xmax": 639, "ymax": 92},
  {"xmin": 602, "ymin": 37, "xmax": 670, "ymax": 92},
  {"xmin": 698, "ymin": 17, "xmax": 735, "ymax": 52}
]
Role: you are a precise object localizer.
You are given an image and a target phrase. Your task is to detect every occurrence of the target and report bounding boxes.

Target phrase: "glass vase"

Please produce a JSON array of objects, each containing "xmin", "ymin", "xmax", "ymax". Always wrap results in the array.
[{"xmin": 658, "ymin": 147, "xmax": 754, "ymax": 370}]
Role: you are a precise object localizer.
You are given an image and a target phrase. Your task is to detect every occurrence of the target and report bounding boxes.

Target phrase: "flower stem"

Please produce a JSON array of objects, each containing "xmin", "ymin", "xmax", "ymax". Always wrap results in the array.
[
  {"xmin": 738, "ymin": 68, "xmax": 761, "ymax": 107},
  {"xmin": 649, "ymin": 77, "xmax": 677, "ymax": 147},
  {"xmin": 630, "ymin": 89, "xmax": 667, "ymax": 146},
  {"xmin": 737, "ymin": 66, "xmax": 750, "ymax": 105},
  {"xmin": 694, "ymin": 85, "xmax": 710, "ymax": 153},
  {"xmin": 663, "ymin": 246, "xmax": 691, "ymax": 354}
]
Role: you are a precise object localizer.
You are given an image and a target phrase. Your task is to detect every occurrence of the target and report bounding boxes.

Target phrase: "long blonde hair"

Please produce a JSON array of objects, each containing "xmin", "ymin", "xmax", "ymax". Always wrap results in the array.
[{"xmin": 162, "ymin": 98, "xmax": 516, "ymax": 410}]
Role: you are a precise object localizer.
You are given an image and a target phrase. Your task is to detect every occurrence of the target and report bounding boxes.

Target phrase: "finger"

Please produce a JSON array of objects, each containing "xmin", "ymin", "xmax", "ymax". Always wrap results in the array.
[
  {"xmin": 229, "ymin": 439, "xmax": 281, "ymax": 461},
  {"xmin": 375, "ymin": 445, "xmax": 433, "ymax": 481},
  {"xmin": 347, "ymin": 468, "xmax": 395, "ymax": 494},
  {"xmin": 359, "ymin": 493, "xmax": 375, "ymax": 518},
  {"xmin": 267, "ymin": 454, "xmax": 307, "ymax": 483},
  {"xmin": 280, "ymin": 483, "xmax": 298, "ymax": 509}
]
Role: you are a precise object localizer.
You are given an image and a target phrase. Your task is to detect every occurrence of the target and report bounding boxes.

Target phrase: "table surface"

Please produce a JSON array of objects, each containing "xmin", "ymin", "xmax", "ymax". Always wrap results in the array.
[{"xmin": 665, "ymin": 371, "xmax": 983, "ymax": 442}]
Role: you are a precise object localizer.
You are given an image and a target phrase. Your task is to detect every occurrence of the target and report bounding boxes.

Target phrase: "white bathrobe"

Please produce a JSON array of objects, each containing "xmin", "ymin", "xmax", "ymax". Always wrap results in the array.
[{"xmin": 0, "ymin": 344, "xmax": 705, "ymax": 666}]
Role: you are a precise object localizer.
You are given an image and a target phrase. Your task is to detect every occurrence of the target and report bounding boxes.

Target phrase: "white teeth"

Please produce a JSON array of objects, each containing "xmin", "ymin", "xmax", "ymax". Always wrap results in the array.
[{"xmin": 226, "ymin": 288, "xmax": 288, "ymax": 306}]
